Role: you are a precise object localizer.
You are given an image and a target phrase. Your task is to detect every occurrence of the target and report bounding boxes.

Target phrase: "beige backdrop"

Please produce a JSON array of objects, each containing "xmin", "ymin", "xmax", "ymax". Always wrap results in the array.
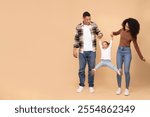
[{"xmin": 0, "ymin": 0, "xmax": 150, "ymax": 100}]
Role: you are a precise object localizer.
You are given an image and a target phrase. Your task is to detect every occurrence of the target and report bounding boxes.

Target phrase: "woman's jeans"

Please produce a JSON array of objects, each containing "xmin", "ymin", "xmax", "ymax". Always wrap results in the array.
[
  {"xmin": 78, "ymin": 51, "xmax": 96, "ymax": 87},
  {"xmin": 117, "ymin": 46, "xmax": 132, "ymax": 89}
]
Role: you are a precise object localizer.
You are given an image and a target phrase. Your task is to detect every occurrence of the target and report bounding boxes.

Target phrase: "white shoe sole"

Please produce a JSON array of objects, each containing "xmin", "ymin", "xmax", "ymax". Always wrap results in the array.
[
  {"xmin": 76, "ymin": 87, "xmax": 84, "ymax": 93},
  {"xmin": 89, "ymin": 88, "xmax": 94, "ymax": 93}
]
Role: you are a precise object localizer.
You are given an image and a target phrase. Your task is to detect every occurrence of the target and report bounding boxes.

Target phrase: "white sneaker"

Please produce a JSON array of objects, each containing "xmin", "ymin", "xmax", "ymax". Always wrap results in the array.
[
  {"xmin": 76, "ymin": 86, "xmax": 84, "ymax": 93},
  {"xmin": 124, "ymin": 89, "xmax": 129, "ymax": 96},
  {"xmin": 116, "ymin": 88, "xmax": 122, "ymax": 95},
  {"xmin": 89, "ymin": 87, "xmax": 94, "ymax": 93}
]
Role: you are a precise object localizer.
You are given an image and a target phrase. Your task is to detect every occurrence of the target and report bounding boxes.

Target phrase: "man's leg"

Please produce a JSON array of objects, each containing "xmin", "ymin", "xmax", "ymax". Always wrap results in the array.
[
  {"xmin": 87, "ymin": 51, "xmax": 96, "ymax": 88},
  {"xmin": 78, "ymin": 52, "xmax": 87, "ymax": 87}
]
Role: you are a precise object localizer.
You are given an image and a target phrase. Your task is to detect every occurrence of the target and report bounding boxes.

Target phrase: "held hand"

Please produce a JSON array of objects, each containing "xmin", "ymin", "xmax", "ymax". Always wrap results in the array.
[
  {"xmin": 98, "ymin": 33, "xmax": 103, "ymax": 39},
  {"xmin": 110, "ymin": 32, "xmax": 114, "ymax": 38}
]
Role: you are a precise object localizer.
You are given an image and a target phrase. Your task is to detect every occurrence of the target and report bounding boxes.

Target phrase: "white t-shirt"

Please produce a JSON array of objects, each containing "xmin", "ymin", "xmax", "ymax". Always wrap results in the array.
[
  {"xmin": 99, "ymin": 39, "xmax": 112, "ymax": 60},
  {"xmin": 82, "ymin": 25, "xmax": 93, "ymax": 51}
]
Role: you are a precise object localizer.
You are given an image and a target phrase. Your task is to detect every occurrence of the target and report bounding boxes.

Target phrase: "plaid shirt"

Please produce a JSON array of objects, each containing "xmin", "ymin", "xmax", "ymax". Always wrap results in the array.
[{"xmin": 73, "ymin": 22, "xmax": 102, "ymax": 53}]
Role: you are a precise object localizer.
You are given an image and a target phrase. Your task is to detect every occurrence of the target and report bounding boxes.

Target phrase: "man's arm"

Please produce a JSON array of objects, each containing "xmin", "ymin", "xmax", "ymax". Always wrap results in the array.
[
  {"xmin": 73, "ymin": 48, "xmax": 78, "ymax": 58},
  {"xmin": 98, "ymin": 32, "xmax": 103, "ymax": 39},
  {"xmin": 94, "ymin": 23, "xmax": 103, "ymax": 39},
  {"xmin": 73, "ymin": 26, "xmax": 80, "ymax": 58}
]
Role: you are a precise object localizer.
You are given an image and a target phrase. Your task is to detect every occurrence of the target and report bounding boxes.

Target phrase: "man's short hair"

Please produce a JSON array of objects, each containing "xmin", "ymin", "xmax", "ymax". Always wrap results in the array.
[{"xmin": 83, "ymin": 11, "xmax": 91, "ymax": 17}]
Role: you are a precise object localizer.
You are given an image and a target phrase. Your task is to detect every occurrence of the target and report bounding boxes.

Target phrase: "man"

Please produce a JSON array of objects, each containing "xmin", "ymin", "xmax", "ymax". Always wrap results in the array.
[{"xmin": 73, "ymin": 11, "xmax": 103, "ymax": 93}]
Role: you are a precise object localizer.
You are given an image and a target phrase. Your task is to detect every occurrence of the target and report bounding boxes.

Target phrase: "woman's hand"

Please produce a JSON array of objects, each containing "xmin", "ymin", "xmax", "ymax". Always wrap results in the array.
[{"xmin": 142, "ymin": 57, "xmax": 146, "ymax": 62}]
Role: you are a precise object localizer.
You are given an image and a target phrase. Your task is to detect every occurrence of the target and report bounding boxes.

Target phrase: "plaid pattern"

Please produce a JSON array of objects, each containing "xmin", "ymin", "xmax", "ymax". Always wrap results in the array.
[{"xmin": 73, "ymin": 22, "xmax": 102, "ymax": 53}]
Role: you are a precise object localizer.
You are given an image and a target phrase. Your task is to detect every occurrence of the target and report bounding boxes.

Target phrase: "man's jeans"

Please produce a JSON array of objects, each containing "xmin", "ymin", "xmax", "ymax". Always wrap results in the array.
[{"xmin": 78, "ymin": 51, "xmax": 96, "ymax": 87}]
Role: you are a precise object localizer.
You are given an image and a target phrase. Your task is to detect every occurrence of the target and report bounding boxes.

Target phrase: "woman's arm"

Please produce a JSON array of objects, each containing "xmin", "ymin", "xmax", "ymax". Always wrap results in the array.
[
  {"xmin": 133, "ymin": 39, "xmax": 145, "ymax": 61},
  {"xmin": 112, "ymin": 29, "xmax": 122, "ymax": 36}
]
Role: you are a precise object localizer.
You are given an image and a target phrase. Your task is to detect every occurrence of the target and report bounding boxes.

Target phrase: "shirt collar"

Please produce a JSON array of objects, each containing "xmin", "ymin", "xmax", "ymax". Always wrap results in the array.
[{"xmin": 81, "ymin": 21, "xmax": 92, "ymax": 26}]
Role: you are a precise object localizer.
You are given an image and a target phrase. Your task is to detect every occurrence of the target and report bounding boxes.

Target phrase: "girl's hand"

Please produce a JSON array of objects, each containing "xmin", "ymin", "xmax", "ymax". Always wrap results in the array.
[{"xmin": 110, "ymin": 32, "xmax": 114, "ymax": 39}]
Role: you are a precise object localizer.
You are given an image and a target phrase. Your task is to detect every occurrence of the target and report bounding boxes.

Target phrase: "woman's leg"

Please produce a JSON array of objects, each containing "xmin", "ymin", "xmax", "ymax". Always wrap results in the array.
[
  {"xmin": 124, "ymin": 49, "xmax": 132, "ymax": 89},
  {"xmin": 117, "ymin": 48, "xmax": 124, "ymax": 88}
]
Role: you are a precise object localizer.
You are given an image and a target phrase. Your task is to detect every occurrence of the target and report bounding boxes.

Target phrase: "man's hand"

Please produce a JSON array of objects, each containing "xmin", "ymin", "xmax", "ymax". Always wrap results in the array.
[
  {"xmin": 73, "ymin": 48, "xmax": 78, "ymax": 58},
  {"xmin": 98, "ymin": 33, "xmax": 103, "ymax": 39}
]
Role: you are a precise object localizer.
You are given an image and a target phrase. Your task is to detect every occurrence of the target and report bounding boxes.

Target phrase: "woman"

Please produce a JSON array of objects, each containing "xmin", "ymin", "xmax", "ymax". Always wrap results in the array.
[{"xmin": 112, "ymin": 18, "xmax": 146, "ymax": 96}]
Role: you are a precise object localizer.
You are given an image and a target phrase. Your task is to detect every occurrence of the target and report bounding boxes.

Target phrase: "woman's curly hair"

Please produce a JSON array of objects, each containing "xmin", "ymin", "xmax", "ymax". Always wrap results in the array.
[{"xmin": 122, "ymin": 18, "xmax": 140, "ymax": 40}]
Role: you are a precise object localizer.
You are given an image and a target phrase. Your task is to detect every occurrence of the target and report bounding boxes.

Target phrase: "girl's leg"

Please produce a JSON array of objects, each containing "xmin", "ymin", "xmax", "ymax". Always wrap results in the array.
[
  {"xmin": 91, "ymin": 61, "xmax": 104, "ymax": 75},
  {"xmin": 94, "ymin": 61, "xmax": 104, "ymax": 70},
  {"xmin": 105, "ymin": 60, "xmax": 121, "ymax": 75}
]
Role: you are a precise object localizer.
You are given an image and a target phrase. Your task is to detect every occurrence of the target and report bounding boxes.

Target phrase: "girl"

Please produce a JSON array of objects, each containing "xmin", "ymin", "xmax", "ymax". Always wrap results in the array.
[{"xmin": 92, "ymin": 36, "xmax": 122, "ymax": 76}]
